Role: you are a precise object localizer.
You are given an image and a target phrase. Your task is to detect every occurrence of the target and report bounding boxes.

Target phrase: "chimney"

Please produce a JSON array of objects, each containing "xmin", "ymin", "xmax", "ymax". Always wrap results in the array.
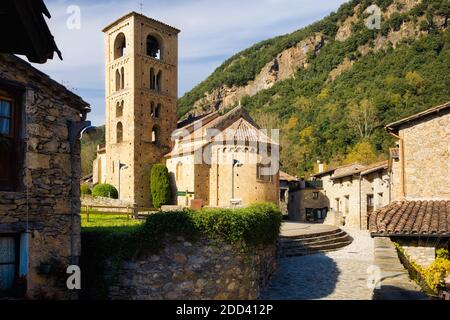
[{"xmin": 317, "ymin": 160, "xmax": 324, "ymax": 174}]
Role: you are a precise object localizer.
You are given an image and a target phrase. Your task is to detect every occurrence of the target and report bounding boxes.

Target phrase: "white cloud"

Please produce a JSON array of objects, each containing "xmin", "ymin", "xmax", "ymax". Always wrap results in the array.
[{"xmin": 32, "ymin": 0, "xmax": 348, "ymax": 125}]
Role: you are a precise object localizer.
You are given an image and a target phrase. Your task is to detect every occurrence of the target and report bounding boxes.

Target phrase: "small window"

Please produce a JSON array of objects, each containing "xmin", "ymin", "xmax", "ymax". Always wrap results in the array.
[
  {"xmin": 313, "ymin": 192, "xmax": 319, "ymax": 200},
  {"xmin": 116, "ymin": 101, "xmax": 124, "ymax": 118},
  {"xmin": 0, "ymin": 88, "xmax": 21, "ymax": 191},
  {"xmin": 150, "ymin": 101, "xmax": 155, "ymax": 117},
  {"xmin": 176, "ymin": 162, "xmax": 183, "ymax": 181},
  {"xmin": 147, "ymin": 35, "xmax": 162, "ymax": 59},
  {"xmin": 114, "ymin": 33, "xmax": 126, "ymax": 59},
  {"xmin": 155, "ymin": 103, "xmax": 161, "ymax": 118},
  {"xmin": 156, "ymin": 71, "xmax": 162, "ymax": 92},
  {"xmin": 120, "ymin": 67, "xmax": 125, "ymax": 90},
  {"xmin": 150, "ymin": 68, "xmax": 155, "ymax": 90},
  {"xmin": 257, "ymin": 163, "xmax": 272, "ymax": 182},
  {"xmin": 116, "ymin": 122, "xmax": 123, "ymax": 143},
  {"xmin": 152, "ymin": 125, "xmax": 159, "ymax": 143},
  {"xmin": 115, "ymin": 69, "xmax": 121, "ymax": 92}
]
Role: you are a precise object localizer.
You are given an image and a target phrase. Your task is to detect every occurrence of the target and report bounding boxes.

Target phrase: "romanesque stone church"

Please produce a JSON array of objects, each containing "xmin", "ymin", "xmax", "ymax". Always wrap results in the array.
[{"xmin": 92, "ymin": 12, "xmax": 279, "ymax": 208}]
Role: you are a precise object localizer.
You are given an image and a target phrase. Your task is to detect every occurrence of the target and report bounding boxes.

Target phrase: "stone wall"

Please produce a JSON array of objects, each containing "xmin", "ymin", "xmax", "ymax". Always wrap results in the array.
[
  {"xmin": 402, "ymin": 245, "xmax": 436, "ymax": 268},
  {"xmin": 0, "ymin": 53, "xmax": 88, "ymax": 299},
  {"xmin": 86, "ymin": 237, "xmax": 276, "ymax": 300},
  {"xmin": 393, "ymin": 109, "xmax": 450, "ymax": 200},
  {"xmin": 81, "ymin": 195, "xmax": 134, "ymax": 208}
]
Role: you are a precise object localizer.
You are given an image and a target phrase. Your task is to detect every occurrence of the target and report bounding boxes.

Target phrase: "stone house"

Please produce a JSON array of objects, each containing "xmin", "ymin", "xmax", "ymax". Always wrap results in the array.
[
  {"xmin": 165, "ymin": 106, "xmax": 280, "ymax": 208},
  {"xmin": 279, "ymin": 171, "xmax": 300, "ymax": 220},
  {"xmin": 369, "ymin": 102, "xmax": 450, "ymax": 268},
  {"xmin": 93, "ymin": 12, "xmax": 279, "ymax": 209},
  {"xmin": 0, "ymin": 0, "xmax": 90, "ymax": 299},
  {"xmin": 311, "ymin": 161, "xmax": 390, "ymax": 229}
]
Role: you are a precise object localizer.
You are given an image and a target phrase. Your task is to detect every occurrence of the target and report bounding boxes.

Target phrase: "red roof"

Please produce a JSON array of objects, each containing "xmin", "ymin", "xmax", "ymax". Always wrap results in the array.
[{"xmin": 369, "ymin": 200, "xmax": 450, "ymax": 237}]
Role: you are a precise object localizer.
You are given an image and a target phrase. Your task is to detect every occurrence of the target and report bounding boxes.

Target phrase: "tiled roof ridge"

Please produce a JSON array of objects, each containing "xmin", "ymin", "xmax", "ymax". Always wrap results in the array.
[{"xmin": 369, "ymin": 200, "xmax": 450, "ymax": 236}]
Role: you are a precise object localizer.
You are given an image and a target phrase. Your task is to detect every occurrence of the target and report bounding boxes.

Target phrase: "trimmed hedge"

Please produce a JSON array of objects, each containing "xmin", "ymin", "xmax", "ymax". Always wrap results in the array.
[
  {"xmin": 92, "ymin": 184, "xmax": 118, "ymax": 199},
  {"xmin": 81, "ymin": 184, "xmax": 92, "ymax": 195},
  {"xmin": 150, "ymin": 164, "xmax": 171, "ymax": 208},
  {"xmin": 83, "ymin": 202, "xmax": 283, "ymax": 265}
]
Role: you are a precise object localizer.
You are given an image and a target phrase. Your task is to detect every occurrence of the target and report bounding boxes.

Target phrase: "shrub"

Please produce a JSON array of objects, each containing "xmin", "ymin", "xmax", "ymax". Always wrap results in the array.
[
  {"xmin": 80, "ymin": 184, "xmax": 92, "ymax": 196},
  {"xmin": 92, "ymin": 184, "xmax": 118, "ymax": 199},
  {"xmin": 150, "ymin": 164, "xmax": 171, "ymax": 208}
]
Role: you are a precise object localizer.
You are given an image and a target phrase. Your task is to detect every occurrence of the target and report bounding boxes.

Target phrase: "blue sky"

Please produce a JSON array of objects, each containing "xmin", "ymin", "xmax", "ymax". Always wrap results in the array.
[{"xmin": 31, "ymin": 0, "xmax": 348, "ymax": 125}]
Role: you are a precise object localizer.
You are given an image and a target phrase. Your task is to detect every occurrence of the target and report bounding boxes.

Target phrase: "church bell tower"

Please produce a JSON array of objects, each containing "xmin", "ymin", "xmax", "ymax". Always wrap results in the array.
[{"xmin": 102, "ymin": 12, "xmax": 179, "ymax": 207}]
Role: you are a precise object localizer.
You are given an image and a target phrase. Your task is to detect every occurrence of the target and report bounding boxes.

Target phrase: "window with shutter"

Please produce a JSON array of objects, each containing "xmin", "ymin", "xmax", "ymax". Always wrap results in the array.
[{"xmin": 0, "ymin": 86, "xmax": 21, "ymax": 191}]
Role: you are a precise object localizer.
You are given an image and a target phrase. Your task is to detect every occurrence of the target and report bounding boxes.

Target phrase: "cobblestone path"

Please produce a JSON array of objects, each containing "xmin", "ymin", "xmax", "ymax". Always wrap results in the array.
[{"xmin": 260, "ymin": 229, "xmax": 376, "ymax": 300}]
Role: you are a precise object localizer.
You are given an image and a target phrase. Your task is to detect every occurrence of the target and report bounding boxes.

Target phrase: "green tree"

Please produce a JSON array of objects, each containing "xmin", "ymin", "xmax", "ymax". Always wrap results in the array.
[
  {"xmin": 344, "ymin": 141, "xmax": 380, "ymax": 165},
  {"xmin": 150, "ymin": 164, "xmax": 172, "ymax": 208},
  {"xmin": 348, "ymin": 99, "xmax": 379, "ymax": 139}
]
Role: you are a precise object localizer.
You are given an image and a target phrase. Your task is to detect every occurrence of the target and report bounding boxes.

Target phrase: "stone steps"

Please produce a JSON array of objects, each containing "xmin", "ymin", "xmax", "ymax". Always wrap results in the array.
[{"xmin": 278, "ymin": 229, "xmax": 353, "ymax": 257}]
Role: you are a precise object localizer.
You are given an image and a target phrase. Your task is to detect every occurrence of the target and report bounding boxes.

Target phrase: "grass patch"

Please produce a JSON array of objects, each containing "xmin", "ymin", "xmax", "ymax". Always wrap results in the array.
[{"xmin": 81, "ymin": 213, "xmax": 144, "ymax": 234}]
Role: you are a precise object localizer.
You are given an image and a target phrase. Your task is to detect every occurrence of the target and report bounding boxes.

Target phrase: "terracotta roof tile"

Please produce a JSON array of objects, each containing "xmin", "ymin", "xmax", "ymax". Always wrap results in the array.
[{"xmin": 369, "ymin": 200, "xmax": 450, "ymax": 236}]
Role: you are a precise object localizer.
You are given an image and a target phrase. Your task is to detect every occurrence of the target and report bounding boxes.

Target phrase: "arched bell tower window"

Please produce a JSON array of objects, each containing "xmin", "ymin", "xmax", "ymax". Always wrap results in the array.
[
  {"xmin": 120, "ymin": 67, "xmax": 125, "ymax": 90},
  {"xmin": 150, "ymin": 101, "xmax": 155, "ymax": 117},
  {"xmin": 115, "ymin": 69, "xmax": 121, "ymax": 91},
  {"xmin": 116, "ymin": 122, "xmax": 123, "ymax": 143},
  {"xmin": 155, "ymin": 103, "xmax": 161, "ymax": 118},
  {"xmin": 151, "ymin": 125, "xmax": 159, "ymax": 143},
  {"xmin": 114, "ymin": 33, "xmax": 126, "ymax": 59},
  {"xmin": 150, "ymin": 68, "xmax": 155, "ymax": 90},
  {"xmin": 146, "ymin": 35, "xmax": 162, "ymax": 59},
  {"xmin": 156, "ymin": 71, "xmax": 162, "ymax": 92},
  {"xmin": 116, "ymin": 101, "xmax": 124, "ymax": 117}
]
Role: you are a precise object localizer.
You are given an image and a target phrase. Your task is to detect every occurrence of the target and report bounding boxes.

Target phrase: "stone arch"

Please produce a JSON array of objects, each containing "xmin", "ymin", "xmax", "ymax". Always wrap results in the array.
[
  {"xmin": 116, "ymin": 122, "xmax": 123, "ymax": 143},
  {"xmin": 146, "ymin": 34, "xmax": 163, "ymax": 59},
  {"xmin": 114, "ymin": 32, "xmax": 126, "ymax": 59}
]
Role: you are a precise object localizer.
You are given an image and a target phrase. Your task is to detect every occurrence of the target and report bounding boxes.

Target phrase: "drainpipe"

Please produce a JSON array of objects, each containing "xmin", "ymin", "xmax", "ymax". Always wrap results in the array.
[
  {"xmin": 388, "ymin": 131, "xmax": 406, "ymax": 198},
  {"xmin": 359, "ymin": 174, "xmax": 362, "ymax": 230},
  {"xmin": 68, "ymin": 119, "xmax": 99, "ymax": 265}
]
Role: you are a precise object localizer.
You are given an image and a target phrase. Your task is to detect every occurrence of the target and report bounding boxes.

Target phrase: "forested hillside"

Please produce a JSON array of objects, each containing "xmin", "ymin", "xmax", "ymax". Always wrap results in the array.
[{"xmin": 178, "ymin": 0, "xmax": 449, "ymax": 177}]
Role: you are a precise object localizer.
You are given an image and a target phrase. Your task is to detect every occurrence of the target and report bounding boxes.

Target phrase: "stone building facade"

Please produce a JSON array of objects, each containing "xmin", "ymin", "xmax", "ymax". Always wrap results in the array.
[
  {"xmin": 0, "ymin": 53, "xmax": 90, "ymax": 298},
  {"xmin": 165, "ymin": 107, "xmax": 280, "ymax": 208},
  {"xmin": 387, "ymin": 102, "xmax": 450, "ymax": 201},
  {"xmin": 311, "ymin": 161, "xmax": 390, "ymax": 229},
  {"xmin": 370, "ymin": 102, "xmax": 450, "ymax": 268},
  {"xmin": 93, "ymin": 12, "xmax": 179, "ymax": 207}
]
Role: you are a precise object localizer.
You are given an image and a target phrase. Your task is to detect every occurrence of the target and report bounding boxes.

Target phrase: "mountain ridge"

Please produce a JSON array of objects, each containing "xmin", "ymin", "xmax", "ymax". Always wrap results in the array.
[{"xmin": 177, "ymin": 0, "xmax": 449, "ymax": 177}]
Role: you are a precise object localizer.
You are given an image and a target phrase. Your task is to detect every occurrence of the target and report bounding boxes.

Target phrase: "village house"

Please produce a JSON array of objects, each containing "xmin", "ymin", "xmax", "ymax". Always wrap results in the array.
[
  {"xmin": 310, "ymin": 161, "xmax": 390, "ymax": 229},
  {"xmin": 0, "ymin": 0, "xmax": 90, "ymax": 298},
  {"xmin": 93, "ymin": 12, "xmax": 280, "ymax": 208},
  {"xmin": 279, "ymin": 171, "xmax": 300, "ymax": 220},
  {"xmin": 369, "ymin": 102, "xmax": 450, "ymax": 268}
]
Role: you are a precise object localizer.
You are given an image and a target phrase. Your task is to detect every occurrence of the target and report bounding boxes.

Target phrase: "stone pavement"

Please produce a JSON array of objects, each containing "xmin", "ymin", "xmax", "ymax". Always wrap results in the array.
[
  {"xmin": 260, "ymin": 228, "xmax": 429, "ymax": 300},
  {"xmin": 372, "ymin": 237, "xmax": 429, "ymax": 300},
  {"xmin": 260, "ymin": 228, "xmax": 375, "ymax": 300}
]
